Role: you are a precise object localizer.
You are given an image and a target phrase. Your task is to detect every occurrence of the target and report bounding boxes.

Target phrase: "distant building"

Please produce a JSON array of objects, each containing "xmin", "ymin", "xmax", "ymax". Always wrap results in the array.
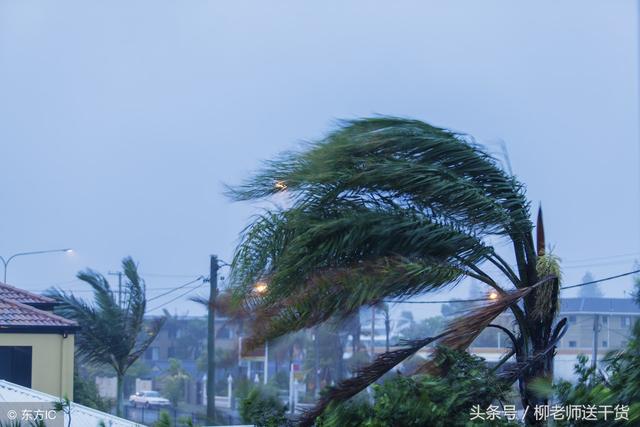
[
  {"xmin": 557, "ymin": 298, "xmax": 639, "ymax": 350},
  {"xmin": 462, "ymin": 297, "xmax": 640, "ymax": 381},
  {"xmin": 0, "ymin": 282, "xmax": 78, "ymax": 398},
  {"xmin": 137, "ymin": 315, "xmax": 240, "ymax": 405},
  {"xmin": 553, "ymin": 297, "xmax": 640, "ymax": 380}
]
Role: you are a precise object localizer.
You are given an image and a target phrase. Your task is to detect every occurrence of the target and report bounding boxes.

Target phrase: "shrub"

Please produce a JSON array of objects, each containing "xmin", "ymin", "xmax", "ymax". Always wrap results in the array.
[
  {"xmin": 154, "ymin": 411, "xmax": 172, "ymax": 427},
  {"xmin": 318, "ymin": 348, "xmax": 515, "ymax": 427},
  {"xmin": 239, "ymin": 385, "xmax": 288, "ymax": 427}
]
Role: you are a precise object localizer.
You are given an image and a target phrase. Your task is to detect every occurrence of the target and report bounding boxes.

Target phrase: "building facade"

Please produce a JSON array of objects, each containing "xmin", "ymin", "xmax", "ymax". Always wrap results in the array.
[{"xmin": 0, "ymin": 282, "xmax": 78, "ymax": 398}]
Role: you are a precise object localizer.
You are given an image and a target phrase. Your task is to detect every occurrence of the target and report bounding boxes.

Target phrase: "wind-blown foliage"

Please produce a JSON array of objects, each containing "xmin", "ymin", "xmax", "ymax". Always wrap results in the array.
[
  {"xmin": 46, "ymin": 257, "xmax": 164, "ymax": 416},
  {"xmin": 316, "ymin": 348, "xmax": 516, "ymax": 427},
  {"xmin": 228, "ymin": 117, "xmax": 561, "ymax": 424}
]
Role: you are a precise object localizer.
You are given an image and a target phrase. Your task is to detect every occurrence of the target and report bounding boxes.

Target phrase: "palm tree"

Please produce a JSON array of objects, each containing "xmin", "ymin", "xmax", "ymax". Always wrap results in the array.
[
  {"xmin": 47, "ymin": 257, "xmax": 165, "ymax": 416},
  {"xmin": 396, "ymin": 310, "xmax": 415, "ymax": 331},
  {"xmin": 227, "ymin": 117, "xmax": 565, "ymax": 425}
]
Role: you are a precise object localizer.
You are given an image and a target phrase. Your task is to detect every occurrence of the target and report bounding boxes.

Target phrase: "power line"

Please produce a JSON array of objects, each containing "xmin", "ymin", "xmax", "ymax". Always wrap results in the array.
[
  {"xmin": 562, "ymin": 252, "xmax": 640, "ymax": 264},
  {"xmin": 142, "ymin": 273, "xmax": 204, "ymax": 278},
  {"xmin": 563, "ymin": 259, "xmax": 639, "ymax": 269},
  {"xmin": 24, "ymin": 283, "xmax": 205, "ymax": 294},
  {"xmin": 147, "ymin": 276, "xmax": 204, "ymax": 302},
  {"xmin": 384, "ymin": 268, "xmax": 640, "ymax": 305},
  {"xmin": 561, "ymin": 269, "xmax": 640, "ymax": 290},
  {"xmin": 147, "ymin": 281, "xmax": 206, "ymax": 313},
  {"xmin": 388, "ymin": 297, "xmax": 490, "ymax": 304}
]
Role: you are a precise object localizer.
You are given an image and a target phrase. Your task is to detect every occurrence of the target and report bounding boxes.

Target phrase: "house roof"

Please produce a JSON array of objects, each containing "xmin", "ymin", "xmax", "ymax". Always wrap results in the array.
[
  {"xmin": 560, "ymin": 298, "xmax": 640, "ymax": 315},
  {"xmin": 0, "ymin": 380, "xmax": 144, "ymax": 427},
  {"xmin": 0, "ymin": 297, "xmax": 79, "ymax": 333},
  {"xmin": 0, "ymin": 282, "xmax": 56, "ymax": 309}
]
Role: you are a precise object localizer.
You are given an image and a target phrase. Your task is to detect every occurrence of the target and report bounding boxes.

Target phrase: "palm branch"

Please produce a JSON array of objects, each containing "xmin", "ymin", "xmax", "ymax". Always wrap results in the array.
[{"xmin": 227, "ymin": 117, "xmax": 559, "ymax": 422}]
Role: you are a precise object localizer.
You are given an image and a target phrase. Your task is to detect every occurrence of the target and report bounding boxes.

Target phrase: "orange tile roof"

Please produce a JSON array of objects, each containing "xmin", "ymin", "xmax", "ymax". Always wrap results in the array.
[
  {"xmin": 0, "ymin": 297, "xmax": 78, "ymax": 332},
  {"xmin": 0, "ymin": 282, "xmax": 56, "ymax": 307}
]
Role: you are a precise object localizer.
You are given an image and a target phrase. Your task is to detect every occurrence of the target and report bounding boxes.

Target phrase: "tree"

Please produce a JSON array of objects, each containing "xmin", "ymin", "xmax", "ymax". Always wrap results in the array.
[
  {"xmin": 47, "ymin": 257, "xmax": 165, "ymax": 417},
  {"xmin": 317, "ymin": 348, "xmax": 515, "ymax": 427},
  {"xmin": 578, "ymin": 271, "xmax": 603, "ymax": 298},
  {"xmin": 154, "ymin": 411, "xmax": 172, "ymax": 427},
  {"xmin": 239, "ymin": 386, "xmax": 288, "ymax": 427},
  {"xmin": 227, "ymin": 117, "xmax": 564, "ymax": 425},
  {"xmin": 538, "ymin": 302, "xmax": 640, "ymax": 425},
  {"xmin": 162, "ymin": 358, "xmax": 190, "ymax": 407},
  {"xmin": 73, "ymin": 369, "xmax": 110, "ymax": 412},
  {"xmin": 396, "ymin": 311, "xmax": 415, "ymax": 331},
  {"xmin": 399, "ymin": 316, "xmax": 444, "ymax": 342}
]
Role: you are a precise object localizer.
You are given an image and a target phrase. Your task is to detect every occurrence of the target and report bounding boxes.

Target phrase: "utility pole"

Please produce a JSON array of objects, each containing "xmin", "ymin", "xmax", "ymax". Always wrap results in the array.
[
  {"xmin": 592, "ymin": 314, "xmax": 600, "ymax": 373},
  {"xmin": 370, "ymin": 307, "xmax": 375, "ymax": 362},
  {"xmin": 263, "ymin": 340, "xmax": 269, "ymax": 385},
  {"xmin": 314, "ymin": 328, "xmax": 320, "ymax": 397},
  {"xmin": 207, "ymin": 255, "xmax": 219, "ymax": 423},
  {"xmin": 108, "ymin": 271, "xmax": 123, "ymax": 306}
]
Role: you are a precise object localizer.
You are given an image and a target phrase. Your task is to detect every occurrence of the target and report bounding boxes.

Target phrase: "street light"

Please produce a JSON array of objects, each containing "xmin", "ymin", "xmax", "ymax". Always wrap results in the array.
[
  {"xmin": 274, "ymin": 180, "xmax": 287, "ymax": 191},
  {"xmin": 252, "ymin": 281, "xmax": 269, "ymax": 384},
  {"xmin": 0, "ymin": 248, "xmax": 73, "ymax": 283},
  {"xmin": 254, "ymin": 281, "xmax": 268, "ymax": 295}
]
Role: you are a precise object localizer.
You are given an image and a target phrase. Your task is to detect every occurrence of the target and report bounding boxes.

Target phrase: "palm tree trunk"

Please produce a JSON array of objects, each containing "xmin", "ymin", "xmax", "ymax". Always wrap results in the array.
[
  {"xmin": 521, "ymin": 338, "xmax": 553, "ymax": 426},
  {"xmin": 520, "ymin": 283, "xmax": 556, "ymax": 426},
  {"xmin": 116, "ymin": 372, "xmax": 124, "ymax": 417}
]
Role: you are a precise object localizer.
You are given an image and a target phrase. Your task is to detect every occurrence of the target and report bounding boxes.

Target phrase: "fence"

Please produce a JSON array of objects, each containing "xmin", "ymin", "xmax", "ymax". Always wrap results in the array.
[{"xmin": 123, "ymin": 404, "xmax": 237, "ymax": 426}]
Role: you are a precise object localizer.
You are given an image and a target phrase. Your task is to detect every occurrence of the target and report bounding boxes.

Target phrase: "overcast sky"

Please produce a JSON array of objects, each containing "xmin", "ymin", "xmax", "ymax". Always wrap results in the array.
[{"xmin": 1, "ymin": 1, "xmax": 638, "ymax": 319}]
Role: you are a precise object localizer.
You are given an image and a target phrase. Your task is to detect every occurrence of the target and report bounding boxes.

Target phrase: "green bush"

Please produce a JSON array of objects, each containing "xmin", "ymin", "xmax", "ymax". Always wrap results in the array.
[
  {"xmin": 73, "ymin": 371, "xmax": 110, "ymax": 412},
  {"xmin": 154, "ymin": 411, "xmax": 172, "ymax": 427},
  {"xmin": 317, "ymin": 348, "xmax": 515, "ymax": 427},
  {"xmin": 315, "ymin": 396, "xmax": 371, "ymax": 427},
  {"xmin": 239, "ymin": 385, "xmax": 288, "ymax": 427}
]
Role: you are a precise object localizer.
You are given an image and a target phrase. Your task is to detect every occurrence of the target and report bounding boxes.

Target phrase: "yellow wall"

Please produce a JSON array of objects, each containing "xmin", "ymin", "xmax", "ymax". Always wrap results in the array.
[{"xmin": 0, "ymin": 333, "xmax": 74, "ymax": 399}]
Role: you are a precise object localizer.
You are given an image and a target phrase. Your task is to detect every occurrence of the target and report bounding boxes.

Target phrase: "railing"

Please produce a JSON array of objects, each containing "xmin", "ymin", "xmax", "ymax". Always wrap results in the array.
[
  {"xmin": 123, "ymin": 404, "xmax": 237, "ymax": 426},
  {"xmin": 215, "ymin": 395, "xmax": 232, "ymax": 409}
]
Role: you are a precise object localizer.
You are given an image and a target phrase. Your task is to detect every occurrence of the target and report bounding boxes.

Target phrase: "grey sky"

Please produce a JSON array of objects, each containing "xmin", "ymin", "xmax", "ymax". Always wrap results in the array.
[{"xmin": 1, "ymin": 1, "xmax": 638, "ymax": 319}]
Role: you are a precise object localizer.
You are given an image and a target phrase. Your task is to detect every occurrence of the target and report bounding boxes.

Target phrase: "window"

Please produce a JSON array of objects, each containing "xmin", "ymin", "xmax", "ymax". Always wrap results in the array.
[
  {"xmin": 568, "ymin": 316, "xmax": 576, "ymax": 323},
  {"xmin": 569, "ymin": 341, "xmax": 577, "ymax": 348},
  {"xmin": 0, "ymin": 346, "xmax": 32, "ymax": 388},
  {"xmin": 601, "ymin": 316, "xmax": 608, "ymax": 325},
  {"xmin": 621, "ymin": 317, "xmax": 631, "ymax": 328},
  {"xmin": 602, "ymin": 340, "xmax": 608, "ymax": 348},
  {"xmin": 217, "ymin": 326, "xmax": 231, "ymax": 339},
  {"xmin": 147, "ymin": 347, "xmax": 160, "ymax": 361}
]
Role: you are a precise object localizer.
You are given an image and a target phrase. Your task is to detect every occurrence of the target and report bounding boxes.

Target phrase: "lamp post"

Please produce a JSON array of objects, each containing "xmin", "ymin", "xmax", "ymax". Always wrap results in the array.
[{"xmin": 0, "ymin": 248, "xmax": 73, "ymax": 283}]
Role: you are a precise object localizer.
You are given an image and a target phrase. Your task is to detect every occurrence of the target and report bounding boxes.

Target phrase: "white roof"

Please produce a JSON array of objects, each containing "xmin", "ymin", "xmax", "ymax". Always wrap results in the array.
[{"xmin": 0, "ymin": 380, "xmax": 145, "ymax": 427}]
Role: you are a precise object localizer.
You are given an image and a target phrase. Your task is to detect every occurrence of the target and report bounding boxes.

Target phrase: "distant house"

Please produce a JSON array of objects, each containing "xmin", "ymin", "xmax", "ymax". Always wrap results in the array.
[
  {"xmin": 460, "ymin": 297, "xmax": 640, "ymax": 381},
  {"xmin": 558, "ymin": 297, "xmax": 640, "ymax": 351},
  {"xmin": 0, "ymin": 282, "xmax": 79, "ymax": 398},
  {"xmin": 134, "ymin": 315, "xmax": 239, "ymax": 405}
]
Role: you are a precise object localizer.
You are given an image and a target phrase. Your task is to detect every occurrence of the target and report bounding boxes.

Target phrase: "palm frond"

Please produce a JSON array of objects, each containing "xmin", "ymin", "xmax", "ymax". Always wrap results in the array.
[
  {"xmin": 242, "ymin": 257, "xmax": 466, "ymax": 349},
  {"xmin": 417, "ymin": 287, "xmax": 532, "ymax": 375},
  {"xmin": 45, "ymin": 257, "xmax": 166, "ymax": 375},
  {"xmin": 229, "ymin": 117, "xmax": 531, "ymax": 236}
]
